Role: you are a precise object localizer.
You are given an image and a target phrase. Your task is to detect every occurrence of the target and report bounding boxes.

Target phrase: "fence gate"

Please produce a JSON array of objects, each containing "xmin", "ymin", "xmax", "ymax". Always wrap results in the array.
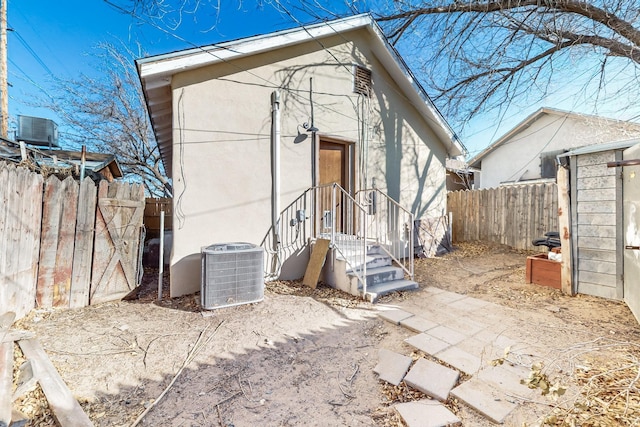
[
  {"xmin": 623, "ymin": 144, "xmax": 640, "ymax": 322},
  {"xmin": 90, "ymin": 181, "xmax": 145, "ymax": 304}
]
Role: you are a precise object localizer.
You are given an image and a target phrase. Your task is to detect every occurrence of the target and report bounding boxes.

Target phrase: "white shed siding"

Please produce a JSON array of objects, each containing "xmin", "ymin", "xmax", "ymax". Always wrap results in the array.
[{"xmin": 573, "ymin": 151, "xmax": 622, "ymax": 299}]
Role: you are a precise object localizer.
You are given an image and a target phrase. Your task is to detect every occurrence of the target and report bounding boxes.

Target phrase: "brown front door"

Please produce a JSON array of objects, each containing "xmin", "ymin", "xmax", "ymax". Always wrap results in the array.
[{"xmin": 319, "ymin": 141, "xmax": 348, "ymax": 233}]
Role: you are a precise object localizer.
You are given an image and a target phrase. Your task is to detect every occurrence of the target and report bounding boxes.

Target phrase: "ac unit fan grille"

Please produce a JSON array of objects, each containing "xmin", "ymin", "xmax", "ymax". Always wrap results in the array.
[{"xmin": 201, "ymin": 244, "xmax": 264, "ymax": 309}]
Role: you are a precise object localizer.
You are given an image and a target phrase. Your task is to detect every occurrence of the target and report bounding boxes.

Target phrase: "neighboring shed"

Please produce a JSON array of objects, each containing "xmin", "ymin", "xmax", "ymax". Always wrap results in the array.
[{"xmin": 561, "ymin": 139, "xmax": 639, "ymax": 300}]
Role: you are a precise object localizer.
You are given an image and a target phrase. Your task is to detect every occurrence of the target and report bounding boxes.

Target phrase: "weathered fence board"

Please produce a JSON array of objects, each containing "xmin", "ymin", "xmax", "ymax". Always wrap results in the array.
[
  {"xmin": 1, "ymin": 162, "xmax": 144, "ymax": 320},
  {"xmin": 91, "ymin": 181, "xmax": 145, "ymax": 305},
  {"xmin": 0, "ymin": 164, "xmax": 44, "ymax": 319},
  {"xmin": 69, "ymin": 178, "xmax": 98, "ymax": 308},
  {"xmin": 448, "ymin": 183, "xmax": 558, "ymax": 251},
  {"xmin": 37, "ymin": 177, "xmax": 79, "ymax": 307}
]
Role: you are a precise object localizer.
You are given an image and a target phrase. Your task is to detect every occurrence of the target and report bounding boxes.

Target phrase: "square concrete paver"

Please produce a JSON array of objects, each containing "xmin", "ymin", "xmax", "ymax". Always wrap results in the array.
[
  {"xmin": 405, "ymin": 333, "xmax": 450, "ymax": 355},
  {"xmin": 379, "ymin": 309, "xmax": 414, "ymax": 325},
  {"xmin": 447, "ymin": 296, "xmax": 491, "ymax": 311},
  {"xmin": 455, "ymin": 337, "xmax": 489, "ymax": 358},
  {"xmin": 373, "ymin": 349, "xmax": 413, "ymax": 386},
  {"xmin": 477, "ymin": 364, "xmax": 534, "ymax": 397},
  {"xmin": 427, "ymin": 325, "xmax": 468, "ymax": 345},
  {"xmin": 445, "ymin": 318, "xmax": 489, "ymax": 336},
  {"xmin": 403, "ymin": 358, "xmax": 459, "ymax": 401},
  {"xmin": 395, "ymin": 399, "xmax": 461, "ymax": 427},
  {"xmin": 400, "ymin": 316, "xmax": 438, "ymax": 333},
  {"xmin": 450, "ymin": 377, "xmax": 517, "ymax": 424},
  {"xmin": 435, "ymin": 346, "xmax": 482, "ymax": 376},
  {"xmin": 431, "ymin": 290, "xmax": 468, "ymax": 305}
]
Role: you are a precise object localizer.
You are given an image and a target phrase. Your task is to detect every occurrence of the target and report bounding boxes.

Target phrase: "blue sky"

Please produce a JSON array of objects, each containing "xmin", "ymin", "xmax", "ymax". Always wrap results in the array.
[{"xmin": 8, "ymin": 0, "xmax": 640, "ymax": 158}]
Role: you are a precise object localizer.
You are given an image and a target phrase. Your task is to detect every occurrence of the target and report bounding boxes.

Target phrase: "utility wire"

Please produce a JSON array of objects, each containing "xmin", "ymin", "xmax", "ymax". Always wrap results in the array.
[{"xmin": 9, "ymin": 26, "xmax": 55, "ymax": 76}]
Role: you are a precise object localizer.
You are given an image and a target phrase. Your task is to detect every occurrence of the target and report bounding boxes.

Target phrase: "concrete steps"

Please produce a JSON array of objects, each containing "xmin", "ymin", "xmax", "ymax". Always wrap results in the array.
[{"xmin": 337, "ymin": 242, "xmax": 418, "ymax": 301}]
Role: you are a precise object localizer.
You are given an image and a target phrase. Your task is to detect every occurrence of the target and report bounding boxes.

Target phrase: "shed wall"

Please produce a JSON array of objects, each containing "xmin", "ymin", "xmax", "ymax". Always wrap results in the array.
[{"xmin": 572, "ymin": 151, "xmax": 623, "ymax": 299}]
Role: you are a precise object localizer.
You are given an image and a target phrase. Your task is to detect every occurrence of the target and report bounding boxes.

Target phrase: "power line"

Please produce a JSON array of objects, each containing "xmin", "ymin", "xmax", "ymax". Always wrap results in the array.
[{"xmin": 9, "ymin": 26, "xmax": 55, "ymax": 76}]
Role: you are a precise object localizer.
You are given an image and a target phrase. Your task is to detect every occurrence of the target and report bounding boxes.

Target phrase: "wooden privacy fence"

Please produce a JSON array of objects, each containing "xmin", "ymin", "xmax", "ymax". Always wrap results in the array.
[
  {"xmin": 447, "ymin": 183, "xmax": 558, "ymax": 251},
  {"xmin": 0, "ymin": 162, "xmax": 145, "ymax": 319}
]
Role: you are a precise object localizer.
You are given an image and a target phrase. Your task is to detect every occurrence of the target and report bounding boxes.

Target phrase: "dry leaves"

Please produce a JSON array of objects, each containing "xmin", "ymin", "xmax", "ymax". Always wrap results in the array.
[{"xmin": 543, "ymin": 343, "xmax": 640, "ymax": 426}]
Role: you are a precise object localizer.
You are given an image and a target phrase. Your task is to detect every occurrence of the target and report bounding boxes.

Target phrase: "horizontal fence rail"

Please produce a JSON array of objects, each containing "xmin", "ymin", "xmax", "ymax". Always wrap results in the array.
[{"xmin": 447, "ymin": 183, "xmax": 558, "ymax": 251}]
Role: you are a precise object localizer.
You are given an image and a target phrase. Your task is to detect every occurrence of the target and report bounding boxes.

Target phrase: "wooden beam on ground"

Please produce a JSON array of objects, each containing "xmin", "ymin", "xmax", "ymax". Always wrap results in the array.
[
  {"xmin": 557, "ymin": 165, "xmax": 574, "ymax": 295},
  {"xmin": 18, "ymin": 339, "xmax": 93, "ymax": 427},
  {"xmin": 302, "ymin": 239, "xmax": 330, "ymax": 289},
  {"xmin": 0, "ymin": 342, "xmax": 13, "ymax": 426}
]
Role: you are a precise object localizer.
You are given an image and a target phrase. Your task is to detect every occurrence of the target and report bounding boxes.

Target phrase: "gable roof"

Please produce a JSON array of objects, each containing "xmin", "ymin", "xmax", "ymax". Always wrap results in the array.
[
  {"xmin": 136, "ymin": 13, "xmax": 466, "ymax": 173},
  {"xmin": 469, "ymin": 107, "xmax": 640, "ymax": 168}
]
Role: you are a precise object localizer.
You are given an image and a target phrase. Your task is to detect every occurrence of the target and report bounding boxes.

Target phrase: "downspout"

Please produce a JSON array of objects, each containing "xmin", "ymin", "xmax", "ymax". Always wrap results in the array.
[{"xmin": 271, "ymin": 91, "xmax": 281, "ymax": 269}]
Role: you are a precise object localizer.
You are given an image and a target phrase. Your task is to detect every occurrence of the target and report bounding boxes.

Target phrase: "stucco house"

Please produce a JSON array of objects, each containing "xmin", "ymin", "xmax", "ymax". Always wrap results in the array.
[
  {"xmin": 470, "ymin": 108, "xmax": 640, "ymax": 189},
  {"xmin": 137, "ymin": 14, "xmax": 465, "ymax": 299}
]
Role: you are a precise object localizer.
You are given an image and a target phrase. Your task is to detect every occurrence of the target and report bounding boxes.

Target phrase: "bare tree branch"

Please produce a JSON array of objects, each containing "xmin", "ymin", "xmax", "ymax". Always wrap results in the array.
[{"xmin": 40, "ymin": 42, "xmax": 172, "ymax": 197}]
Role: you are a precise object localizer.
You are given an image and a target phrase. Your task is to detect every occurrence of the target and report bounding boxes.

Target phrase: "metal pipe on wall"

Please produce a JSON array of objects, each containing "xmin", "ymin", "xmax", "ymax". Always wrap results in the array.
[{"xmin": 271, "ymin": 91, "xmax": 281, "ymax": 257}]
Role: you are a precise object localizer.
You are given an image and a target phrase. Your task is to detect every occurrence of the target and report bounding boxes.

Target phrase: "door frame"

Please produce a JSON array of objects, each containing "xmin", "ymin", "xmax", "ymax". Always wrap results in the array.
[
  {"xmin": 313, "ymin": 135, "xmax": 358, "ymax": 236},
  {"xmin": 315, "ymin": 135, "xmax": 357, "ymax": 194}
]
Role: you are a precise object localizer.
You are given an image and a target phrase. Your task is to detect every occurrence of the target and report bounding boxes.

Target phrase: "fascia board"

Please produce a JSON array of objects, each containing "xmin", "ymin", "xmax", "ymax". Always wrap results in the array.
[{"xmin": 139, "ymin": 15, "xmax": 372, "ymax": 80}]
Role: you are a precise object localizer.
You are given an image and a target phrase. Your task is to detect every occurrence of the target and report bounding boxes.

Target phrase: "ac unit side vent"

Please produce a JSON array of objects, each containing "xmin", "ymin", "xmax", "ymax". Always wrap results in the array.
[
  {"xmin": 17, "ymin": 115, "xmax": 60, "ymax": 148},
  {"xmin": 353, "ymin": 66, "xmax": 372, "ymax": 97},
  {"xmin": 201, "ymin": 242, "xmax": 264, "ymax": 310}
]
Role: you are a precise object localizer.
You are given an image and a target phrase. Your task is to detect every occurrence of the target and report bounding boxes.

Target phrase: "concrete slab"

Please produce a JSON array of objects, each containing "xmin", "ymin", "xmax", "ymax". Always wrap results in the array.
[
  {"xmin": 395, "ymin": 399, "xmax": 461, "ymax": 427},
  {"xmin": 435, "ymin": 346, "xmax": 482, "ymax": 376},
  {"xmin": 447, "ymin": 296, "xmax": 491, "ymax": 311},
  {"xmin": 477, "ymin": 364, "xmax": 534, "ymax": 397},
  {"xmin": 400, "ymin": 316, "xmax": 438, "ymax": 333},
  {"xmin": 430, "ymin": 291, "xmax": 468, "ymax": 305},
  {"xmin": 451, "ymin": 377, "xmax": 517, "ymax": 424},
  {"xmin": 473, "ymin": 306, "xmax": 515, "ymax": 325},
  {"xmin": 403, "ymin": 358, "xmax": 459, "ymax": 401},
  {"xmin": 455, "ymin": 337, "xmax": 489, "ymax": 358},
  {"xmin": 378, "ymin": 309, "xmax": 414, "ymax": 325},
  {"xmin": 373, "ymin": 349, "xmax": 413, "ymax": 386},
  {"xmin": 405, "ymin": 333, "xmax": 450, "ymax": 355},
  {"xmin": 423, "ymin": 286, "xmax": 446, "ymax": 295},
  {"xmin": 426, "ymin": 325, "xmax": 468, "ymax": 345},
  {"xmin": 445, "ymin": 318, "xmax": 489, "ymax": 336}
]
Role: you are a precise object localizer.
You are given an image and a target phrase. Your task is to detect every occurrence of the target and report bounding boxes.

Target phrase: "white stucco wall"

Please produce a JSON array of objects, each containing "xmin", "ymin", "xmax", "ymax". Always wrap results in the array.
[
  {"xmin": 168, "ymin": 30, "xmax": 450, "ymax": 296},
  {"xmin": 478, "ymin": 113, "xmax": 640, "ymax": 189}
]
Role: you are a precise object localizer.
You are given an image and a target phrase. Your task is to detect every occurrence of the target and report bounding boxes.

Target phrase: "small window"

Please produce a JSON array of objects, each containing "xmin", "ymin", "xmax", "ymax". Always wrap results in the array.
[
  {"xmin": 540, "ymin": 150, "xmax": 564, "ymax": 178},
  {"xmin": 353, "ymin": 66, "xmax": 372, "ymax": 96}
]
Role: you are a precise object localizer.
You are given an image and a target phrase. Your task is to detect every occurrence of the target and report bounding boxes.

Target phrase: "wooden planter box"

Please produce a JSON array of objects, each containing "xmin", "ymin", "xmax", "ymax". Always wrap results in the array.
[{"xmin": 526, "ymin": 254, "xmax": 561, "ymax": 289}]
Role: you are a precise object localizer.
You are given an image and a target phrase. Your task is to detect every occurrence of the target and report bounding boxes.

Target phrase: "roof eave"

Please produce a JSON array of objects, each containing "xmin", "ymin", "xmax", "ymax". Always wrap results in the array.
[{"xmin": 138, "ymin": 13, "xmax": 466, "ymax": 170}]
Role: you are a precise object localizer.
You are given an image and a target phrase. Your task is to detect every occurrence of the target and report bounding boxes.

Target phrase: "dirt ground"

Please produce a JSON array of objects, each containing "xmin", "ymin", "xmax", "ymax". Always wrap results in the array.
[{"xmin": 11, "ymin": 241, "xmax": 640, "ymax": 426}]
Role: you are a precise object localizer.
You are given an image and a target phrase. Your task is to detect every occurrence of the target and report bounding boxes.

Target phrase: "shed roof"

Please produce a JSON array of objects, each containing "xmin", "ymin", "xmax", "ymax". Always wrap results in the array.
[
  {"xmin": 559, "ymin": 138, "xmax": 640, "ymax": 157},
  {"xmin": 137, "ymin": 13, "xmax": 466, "ymax": 174}
]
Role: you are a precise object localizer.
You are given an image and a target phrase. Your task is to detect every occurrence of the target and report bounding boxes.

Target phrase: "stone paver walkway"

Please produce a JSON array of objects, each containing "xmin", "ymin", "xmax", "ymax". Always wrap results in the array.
[{"xmin": 375, "ymin": 288, "xmax": 544, "ymax": 426}]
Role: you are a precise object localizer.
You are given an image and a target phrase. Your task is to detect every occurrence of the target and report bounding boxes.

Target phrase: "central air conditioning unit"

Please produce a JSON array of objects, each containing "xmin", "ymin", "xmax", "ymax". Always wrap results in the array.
[
  {"xmin": 201, "ymin": 242, "xmax": 264, "ymax": 309},
  {"xmin": 17, "ymin": 115, "xmax": 60, "ymax": 148}
]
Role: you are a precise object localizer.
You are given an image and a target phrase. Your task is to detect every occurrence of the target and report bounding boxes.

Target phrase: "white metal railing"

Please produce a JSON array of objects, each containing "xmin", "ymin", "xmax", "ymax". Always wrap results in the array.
[
  {"xmin": 261, "ymin": 183, "xmax": 369, "ymax": 295},
  {"xmin": 261, "ymin": 189, "xmax": 311, "ymax": 281},
  {"xmin": 356, "ymin": 188, "xmax": 414, "ymax": 280},
  {"xmin": 262, "ymin": 184, "xmax": 414, "ymax": 295},
  {"xmin": 313, "ymin": 183, "xmax": 368, "ymax": 295}
]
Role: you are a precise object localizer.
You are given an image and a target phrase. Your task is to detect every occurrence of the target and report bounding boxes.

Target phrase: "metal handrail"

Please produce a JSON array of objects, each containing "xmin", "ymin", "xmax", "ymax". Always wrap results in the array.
[
  {"xmin": 312, "ymin": 183, "xmax": 368, "ymax": 296},
  {"xmin": 356, "ymin": 188, "xmax": 414, "ymax": 280},
  {"xmin": 261, "ymin": 183, "xmax": 370, "ymax": 296},
  {"xmin": 260, "ymin": 188, "xmax": 311, "ymax": 280}
]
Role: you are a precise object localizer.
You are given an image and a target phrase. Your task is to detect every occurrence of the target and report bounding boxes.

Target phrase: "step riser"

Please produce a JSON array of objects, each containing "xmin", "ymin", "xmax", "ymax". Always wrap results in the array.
[
  {"xmin": 365, "ymin": 280, "xmax": 419, "ymax": 302},
  {"xmin": 345, "ymin": 256, "xmax": 392, "ymax": 272},
  {"xmin": 351, "ymin": 269, "xmax": 405, "ymax": 287}
]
